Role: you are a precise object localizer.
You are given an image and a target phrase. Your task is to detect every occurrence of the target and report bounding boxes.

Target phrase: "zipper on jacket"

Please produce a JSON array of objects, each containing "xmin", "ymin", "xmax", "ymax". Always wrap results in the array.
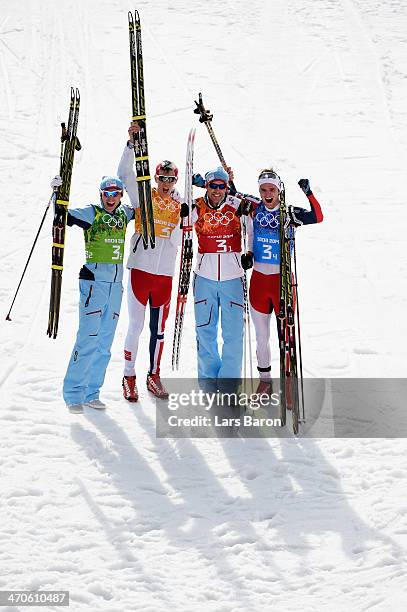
[
  {"xmin": 133, "ymin": 234, "xmax": 142, "ymax": 253},
  {"xmin": 85, "ymin": 285, "xmax": 93, "ymax": 307},
  {"xmin": 86, "ymin": 309, "xmax": 102, "ymax": 316}
]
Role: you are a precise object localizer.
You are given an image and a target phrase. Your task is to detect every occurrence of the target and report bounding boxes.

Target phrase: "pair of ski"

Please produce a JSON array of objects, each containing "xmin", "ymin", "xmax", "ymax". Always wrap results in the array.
[
  {"xmin": 278, "ymin": 189, "xmax": 304, "ymax": 434},
  {"xmin": 47, "ymin": 87, "xmax": 81, "ymax": 339},
  {"xmin": 172, "ymin": 128, "xmax": 195, "ymax": 370},
  {"xmin": 5, "ymin": 89, "xmax": 81, "ymax": 327},
  {"xmin": 128, "ymin": 10, "xmax": 155, "ymax": 250}
]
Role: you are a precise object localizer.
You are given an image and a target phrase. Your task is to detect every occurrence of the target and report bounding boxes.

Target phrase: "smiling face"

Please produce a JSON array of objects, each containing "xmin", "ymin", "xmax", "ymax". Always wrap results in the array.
[
  {"xmin": 206, "ymin": 181, "xmax": 228, "ymax": 207},
  {"xmin": 259, "ymin": 183, "xmax": 280, "ymax": 209},
  {"xmin": 155, "ymin": 169, "xmax": 178, "ymax": 198},
  {"xmin": 100, "ymin": 188, "xmax": 123, "ymax": 213}
]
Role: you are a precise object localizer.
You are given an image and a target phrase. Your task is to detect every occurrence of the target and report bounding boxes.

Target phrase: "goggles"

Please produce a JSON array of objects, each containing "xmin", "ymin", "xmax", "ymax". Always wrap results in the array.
[
  {"xmin": 258, "ymin": 171, "xmax": 282, "ymax": 191},
  {"xmin": 157, "ymin": 175, "xmax": 177, "ymax": 183},
  {"xmin": 102, "ymin": 189, "xmax": 122, "ymax": 198},
  {"xmin": 208, "ymin": 182, "xmax": 227, "ymax": 190}
]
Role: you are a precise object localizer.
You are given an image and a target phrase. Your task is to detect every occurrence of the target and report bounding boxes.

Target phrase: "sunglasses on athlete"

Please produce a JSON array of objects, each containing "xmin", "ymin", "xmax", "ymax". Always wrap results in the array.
[
  {"xmin": 208, "ymin": 182, "xmax": 227, "ymax": 190},
  {"xmin": 157, "ymin": 175, "xmax": 177, "ymax": 183},
  {"xmin": 102, "ymin": 189, "xmax": 122, "ymax": 198}
]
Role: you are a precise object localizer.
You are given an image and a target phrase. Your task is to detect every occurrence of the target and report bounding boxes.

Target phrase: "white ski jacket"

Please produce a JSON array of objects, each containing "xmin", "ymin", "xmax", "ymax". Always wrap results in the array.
[{"xmin": 117, "ymin": 144, "xmax": 182, "ymax": 277}]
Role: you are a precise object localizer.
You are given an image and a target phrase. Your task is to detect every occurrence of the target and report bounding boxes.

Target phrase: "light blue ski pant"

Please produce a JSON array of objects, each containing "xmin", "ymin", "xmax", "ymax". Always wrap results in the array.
[
  {"xmin": 63, "ymin": 280, "xmax": 123, "ymax": 405},
  {"xmin": 193, "ymin": 274, "xmax": 244, "ymax": 380}
]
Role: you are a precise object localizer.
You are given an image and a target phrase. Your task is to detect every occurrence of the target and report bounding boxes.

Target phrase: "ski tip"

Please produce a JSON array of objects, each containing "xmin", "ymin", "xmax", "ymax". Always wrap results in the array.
[{"xmin": 128, "ymin": 11, "xmax": 134, "ymax": 23}]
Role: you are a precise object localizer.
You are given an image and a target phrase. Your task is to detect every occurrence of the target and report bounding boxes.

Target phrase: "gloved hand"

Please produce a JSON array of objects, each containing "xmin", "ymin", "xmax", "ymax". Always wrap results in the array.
[
  {"xmin": 235, "ymin": 197, "xmax": 253, "ymax": 217},
  {"xmin": 241, "ymin": 252, "xmax": 253, "ymax": 270},
  {"xmin": 51, "ymin": 175, "xmax": 63, "ymax": 190},
  {"xmin": 287, "ymin": 206, "xmax": 302, "ymax": 228},
  {"xmin": 298, "ymin": 178, "xmax": 312, "ymax": 196},
  {"xmin": 192, "ymin": 173, "xmax": 205, "ymax": 188},
  {"xmin": 225, "ymin": 165, "xmax": 234, "ymax": 182},
  {"xmin": 180, "ymin": 203, "xmax": 189, "ymax": 218}
]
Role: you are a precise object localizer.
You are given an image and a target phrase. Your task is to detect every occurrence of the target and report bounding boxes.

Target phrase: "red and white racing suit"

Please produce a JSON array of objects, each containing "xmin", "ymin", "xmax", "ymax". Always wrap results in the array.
[{"xmin": 118, "ymin": 144, "xmax": 182, "ymax": 377}]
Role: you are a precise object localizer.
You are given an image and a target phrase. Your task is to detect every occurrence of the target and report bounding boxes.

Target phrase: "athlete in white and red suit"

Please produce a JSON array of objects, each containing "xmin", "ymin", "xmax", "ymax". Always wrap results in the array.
[
  {"xmin": 190, "ymin": 167, "xmax": 245, "ymax": 382},
  {"xmin": 117, "ymin": 122, "xmax": 186, "ymax": 400},
  {"xmin": 242, "ymin": 170, "xmax": 323, "ymax": 382}
]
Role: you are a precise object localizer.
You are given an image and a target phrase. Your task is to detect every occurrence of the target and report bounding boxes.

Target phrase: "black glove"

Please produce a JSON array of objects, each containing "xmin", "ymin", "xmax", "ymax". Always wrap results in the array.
[
  {"xmin": 287, "ymin": 206, "xmax": 303, "ymax": 228},
  {"xmin": 298, "ymin": 178, "xmax": 312, "ymax": 196},
  {"xmin": 241, "ymin": 252, "xmax": 253, "ymax": 270},
  {"xmin": 235, "ymin": 197, "xmax": 253, "ymax": 218},
  {"xmin": 180, "ymin": 203, "xmax": 189, "ymax": 218}
]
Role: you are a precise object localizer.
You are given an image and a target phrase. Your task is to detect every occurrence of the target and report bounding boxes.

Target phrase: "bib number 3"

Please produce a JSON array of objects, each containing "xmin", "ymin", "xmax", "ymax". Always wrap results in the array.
[
  {"xmin": 112, "ymin": 245, "xmax": 122, "ymax": 260},
  {"xmin": 216, "ymin": 239, "xmax": 227, "ymax": 253}
]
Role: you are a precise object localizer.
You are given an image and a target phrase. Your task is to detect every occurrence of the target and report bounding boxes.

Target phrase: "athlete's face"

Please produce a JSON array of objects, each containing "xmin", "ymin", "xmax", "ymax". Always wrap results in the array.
[
  {"xmin": 155, "ymin": 170, "xmax": 177, "ymax": 198},
  {"xmin": 259, "ymin": 183, "xmax": 280, "ymax": 209},
  {"xmin": 206, "ymin": 181, "xmax": 228, "ymax": 207},
  {"xmin": 101, "ymin": 189, "xmax": 123, "ymax": 213}
]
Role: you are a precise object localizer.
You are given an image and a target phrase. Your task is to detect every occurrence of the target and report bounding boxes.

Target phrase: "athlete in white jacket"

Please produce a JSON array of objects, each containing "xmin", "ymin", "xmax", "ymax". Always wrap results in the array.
[{"xmin": 118, "ymin": 122, "xmax": 186, "ymax": 401}]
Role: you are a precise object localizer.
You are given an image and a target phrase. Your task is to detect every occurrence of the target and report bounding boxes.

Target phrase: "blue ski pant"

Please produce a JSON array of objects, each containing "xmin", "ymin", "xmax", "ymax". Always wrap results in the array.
[
  {"xmin": 63, "ymin": 280, "xmax": 123, "ymax": 405},
  {"xmin": 193, "ymin": 274, "xmax": 244, "ymax": 380}
]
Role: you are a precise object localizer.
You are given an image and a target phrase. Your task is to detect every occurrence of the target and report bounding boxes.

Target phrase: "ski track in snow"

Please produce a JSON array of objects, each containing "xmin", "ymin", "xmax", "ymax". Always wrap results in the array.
[{"xmin": 1, "ymin": 1, "xmax": 407, "ymax": 611}]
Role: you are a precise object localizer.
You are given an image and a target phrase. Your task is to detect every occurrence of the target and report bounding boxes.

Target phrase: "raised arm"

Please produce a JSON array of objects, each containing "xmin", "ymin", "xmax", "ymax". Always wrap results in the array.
[
  {"xmin": 288, "ymin": 179, "xmax": 323, "ymax": 226},
  {"xmin": 117, "ymin": 122, "xmax": 141, "ymax": 209}
]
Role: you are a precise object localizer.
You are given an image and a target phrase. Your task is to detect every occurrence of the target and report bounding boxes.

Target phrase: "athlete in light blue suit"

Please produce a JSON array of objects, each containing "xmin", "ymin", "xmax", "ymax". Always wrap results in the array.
[{"xmin": 53, "ymin": 175, "xmax": 134, "ymax": 414}]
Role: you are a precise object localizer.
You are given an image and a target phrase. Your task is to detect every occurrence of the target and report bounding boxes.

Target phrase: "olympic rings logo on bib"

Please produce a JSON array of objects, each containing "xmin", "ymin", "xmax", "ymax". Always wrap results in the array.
[
  {"xmin": 102, "ymin": 214, "xmax": 124, "ymax": 228},
  {"xmin": 157, "ymin": 200, "xmax": 180, "ymax": 212},
  {"xmin": 255, "ymin": 211, "xmax": 279, "ymax": 229},
  {"xmin": 203, "ymin": 210, "xmax": 234, "ymax": 226}
]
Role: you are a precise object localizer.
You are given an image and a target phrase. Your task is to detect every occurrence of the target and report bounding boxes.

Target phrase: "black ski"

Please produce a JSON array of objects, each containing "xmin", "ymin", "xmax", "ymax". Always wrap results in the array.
[
  {"xmin": 128, "ymin": 10, "xmax": 155, "ymax": 249},
  {"xmin": 277, "ymin": 185, "xmax": 300, "ymax": 433},
  {"xmin": 47, "ymin": 87, "xmax": 81, "ymax": 339}
]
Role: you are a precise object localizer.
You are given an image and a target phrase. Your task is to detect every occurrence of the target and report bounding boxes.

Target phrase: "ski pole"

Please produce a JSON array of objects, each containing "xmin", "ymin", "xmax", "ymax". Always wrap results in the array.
[
  {"xmin": 194, "ymin": 93, "xmax": 237, "ymax": 192},
  {"xmin": 6, "ymin": 191, "xmax": 57, "ymax": 321}
]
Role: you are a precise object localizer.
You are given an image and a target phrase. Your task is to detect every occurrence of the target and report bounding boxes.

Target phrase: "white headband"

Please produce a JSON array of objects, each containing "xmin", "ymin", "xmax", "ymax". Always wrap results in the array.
[{"xmin": 258, "ymin": 176, "xmax": 282, "ymax": 191}]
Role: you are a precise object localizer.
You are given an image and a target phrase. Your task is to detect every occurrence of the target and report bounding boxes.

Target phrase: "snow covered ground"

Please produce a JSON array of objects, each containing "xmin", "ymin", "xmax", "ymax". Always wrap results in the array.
[{"xmin": 1, "ymin": 1, "xmax": 407, "ymax": 610}]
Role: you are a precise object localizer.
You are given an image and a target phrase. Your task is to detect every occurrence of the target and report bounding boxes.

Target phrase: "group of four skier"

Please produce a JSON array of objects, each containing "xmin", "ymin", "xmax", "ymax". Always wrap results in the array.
[{"xmin": 55, "ymin": 122, "xmax": 323, "ymax": 414}]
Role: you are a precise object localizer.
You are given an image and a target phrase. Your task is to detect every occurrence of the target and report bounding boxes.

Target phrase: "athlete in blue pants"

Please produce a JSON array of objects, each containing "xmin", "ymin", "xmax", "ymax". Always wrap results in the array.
[
  {"xmin": 63, "ymin": 280, "xmax": 123, "ymax": 408},
  {"xmin": 50, "ymin": 174, "xmax": 134, "ymax": 414},
  {"xmin": 191, "ymin": 167, "xmax": 245, "ymax": 384},
  {"xmin": 193, "ymin": 275, "xmax": 244, "ymax": 379}
]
